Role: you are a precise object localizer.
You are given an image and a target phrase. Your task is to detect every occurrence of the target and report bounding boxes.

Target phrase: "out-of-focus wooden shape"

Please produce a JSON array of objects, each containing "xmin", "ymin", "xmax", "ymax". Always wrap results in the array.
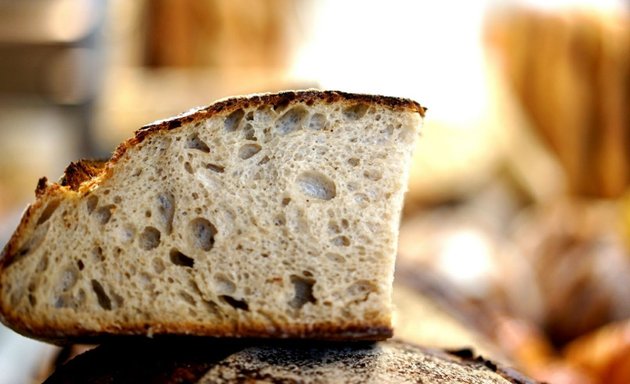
[{"xmin": 485, "ymin": 7, "xmax": 629, "ymax": 198}]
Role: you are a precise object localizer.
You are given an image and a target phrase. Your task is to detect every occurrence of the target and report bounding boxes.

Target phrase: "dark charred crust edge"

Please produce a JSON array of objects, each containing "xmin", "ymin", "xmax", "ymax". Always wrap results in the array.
[
  {"xmin": 60, "ymin": 159, "xmax": 108, "ymax": 191},
  {"xmin": 36, "ymin": 177, "xmax": 48, "ymax": 198}
]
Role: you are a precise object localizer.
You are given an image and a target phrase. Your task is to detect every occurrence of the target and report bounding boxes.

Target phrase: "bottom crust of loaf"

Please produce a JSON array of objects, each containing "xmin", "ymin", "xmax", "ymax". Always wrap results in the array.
[{"xmin": 0, "ymin": 311, "xmax": 393, "ymax": 344}]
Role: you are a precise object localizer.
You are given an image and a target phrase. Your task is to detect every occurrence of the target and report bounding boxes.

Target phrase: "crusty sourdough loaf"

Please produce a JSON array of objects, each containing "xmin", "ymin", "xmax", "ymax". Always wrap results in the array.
[
  {"xmin": 0, "ymin": 90, "xmax": 424, "ymax": 342},
  {"xmin": 44, "ymin": 339, "xmax": 537, "ymax": 383}
]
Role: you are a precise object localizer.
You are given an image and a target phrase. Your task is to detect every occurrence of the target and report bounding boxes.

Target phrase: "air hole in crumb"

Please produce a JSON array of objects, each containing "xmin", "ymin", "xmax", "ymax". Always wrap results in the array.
[
  {"xmin": 220, "ymin": 295, "xmax": 249, "ymax": 311},
  {"xmin": 348, "ymin": 158, "xmax": 360, "ymax": 167},
  {"xmin": 276, "ymin": 106, "xmax": 308, "ymax": 135},
  {"xmin": 213, "ymin": 273, "xmax": 236, "ymax": 294},
  {"xmin": 224, "ymin": 109, "xmax": 244, "ymax": 131},
  {"xmin": 289, "ymin": 275, "xmax": 316, "ymax": 309},
  {"xmin": 169, "ymin": 249, "xmax": 194, "ymax": 267},
  {"xmin": 91, "ymin": 246, "xmax": 104, "ymax": 262},
  {"xmin": 245, "ymin": 111, "xmax": 254, "ymax": 121},
  {"xmin": 273, "ymin": 213, "xmax": 286, "ymax": 226},
  {"xmin": 238, "ymin": 143, "xmax": 261, "ymax": 160},
  {"xmin": 281, "ymin": 197, "xmax": 291, "ymax": 206},
  {"xmin": 206, "ymin": 163, "xmax": 225, "ymax": 173},
  {"xmin": 139, "ymin": 226, "xmax": 161, "ymax": 250},
  {"xmin": 326, "ymin": 252, "xmax": 345, "ymax": 263},
  {"xmin": 258, "ymin": 156, "xmax": 270, "ymax": 165},
  {"xmin": 273, "ymin": 99, "xmax": 290, "ymax": 112},
  {"xmin": 157, "ymin": 193, "xmax": 175, "ymax": 234},
  {"xmin": 76, "ymin": 289, "xmax": 86, "ymax": 306},
  {"xmin": 77, "ymin": 259, "xmax": 84, "ymax": 270},
  {"xmin": 203, "ymin": 300, "xmax": 223, "ymax": 317},
  {"xmin": 117, "ymin": 224, "xmax": 136, "ymax": 244},
  {"xmin": 348, "ymin": 280, "xmax": 378, "ymax": 302},
  {"xmin": 328, "ymin": 221, "xmax": 341, "ymax": 234},
  {"xmin": 179, "ymin": 291, "xmax": 196, "ymax": 306},
  {"xmin": 28, "ymin": 294, "xmax": 36, "ymax": 306},
  {"xmin": 364, "ymin": 169, "xmax": 382, "ymax": 181},
  {"xmin": 189, "ymin": 218, "xmax": 217, "ymax": 251},
  {"xmin": 184, "ymin": 162, "xmax": 193, "ymax": 174},
  {"xmin": 243, "ymin": 123, "xmax": 256, "ymax": 140},
  {"xmin": 112, "ymin": 292, "xmax": 124, "ymax": 308},
  {"xmin": 113, "ymin": 196, "xmax": 122, "ymax": 204},
  {"xmin": 296, "ymin": 171, "xmax": 336, "ymax": 200},
  {"xmin": 95, "ymin": 205, "xmax": 115, "ymax": 225},
  {"xmin": 58, "ymin": 267, "xmax": 78, "ymax": 292},
  {"xmin": 185, "ymin": 133, "xmax": 210, "ymax": 152},
  {"xmin": 145, "ymin": 210, "xmax": 152, "ymax": 218},
  {"xmin": 152, "ymin": 257, "xmax": 165, "ymax": 273},
  {"xmin": 343, "ymin": 104, "xmax": 369, "ymax": 120},
  {"xmin": 86, "ymin": 195, "xmax": 99, "ymax": 213},
  {"xmin": 10, "ymin": 222, "xmax": 50, "ymax": 267},
  {"xmin": 36, "ymin": 254, "xmax": 49, "ymax": 272},
  {"xmin": 37, "ymin": 199, "xmax": 60, "ymax": 225},
  {"xmin": 308, "ymin": 113, "xmax": 327, "ymax": 130},
  {"xmin": 192, "ymin": 192, "xmax": 199, "ymax": 200},
  {"xmin": 91, "ymin": 280, "xmax": 112, "ymax": 310},
  {"xmin": 354, "ymin": 193, "xmax": 369, "ymax": 205},
  {"xmin": 53, "ymin": 295, "xmax": 66, "ymax": 308},
  {"xmin": 332, "ymin": 236, "xmax": 351, "ymax": 247}
]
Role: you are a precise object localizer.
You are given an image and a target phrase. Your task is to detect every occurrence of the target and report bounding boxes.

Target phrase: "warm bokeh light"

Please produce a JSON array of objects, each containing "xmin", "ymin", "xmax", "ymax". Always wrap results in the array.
[{"xmin": 292, "ymin": 0, "xmax": 490, "ymax": 125}]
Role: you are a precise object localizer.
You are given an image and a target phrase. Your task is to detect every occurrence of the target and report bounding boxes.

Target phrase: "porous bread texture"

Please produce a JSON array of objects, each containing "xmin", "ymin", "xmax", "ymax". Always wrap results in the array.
[{"xmin": 0, "ymin": 90, "xmax": 424, "ymax": 342}]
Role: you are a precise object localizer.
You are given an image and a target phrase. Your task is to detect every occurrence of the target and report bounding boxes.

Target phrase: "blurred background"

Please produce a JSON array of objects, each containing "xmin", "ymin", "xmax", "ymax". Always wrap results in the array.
[{"xmin": 0, "ymin": 0, "xmax": 628, "ymax": 383}]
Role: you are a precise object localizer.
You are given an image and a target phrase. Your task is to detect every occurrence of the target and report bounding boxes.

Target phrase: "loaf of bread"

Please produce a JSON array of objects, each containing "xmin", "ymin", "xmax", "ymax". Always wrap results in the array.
[
  {"xmin": 43, "ymin": 339, "xmax": 536, "ymax": 383},
  {"xmin": 0, "ymin": 90, "xmax": 425, "ymax": 342}
]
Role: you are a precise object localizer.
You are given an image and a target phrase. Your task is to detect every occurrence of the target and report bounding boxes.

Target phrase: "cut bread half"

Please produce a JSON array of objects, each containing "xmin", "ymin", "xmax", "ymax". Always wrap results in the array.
[{"xmin": 0, "ymin": 90, "xmax": 425, "ymax": 342}]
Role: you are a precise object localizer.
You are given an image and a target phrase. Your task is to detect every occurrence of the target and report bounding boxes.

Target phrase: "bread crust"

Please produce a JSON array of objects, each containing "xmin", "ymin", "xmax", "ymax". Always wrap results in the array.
[
  {"xmin": 5, "ymin": 315, "xmax": 392, "ymax": 345},
  {"xmin": 0, "ymin": 90, "xmax": 423, "ymax": 343}
]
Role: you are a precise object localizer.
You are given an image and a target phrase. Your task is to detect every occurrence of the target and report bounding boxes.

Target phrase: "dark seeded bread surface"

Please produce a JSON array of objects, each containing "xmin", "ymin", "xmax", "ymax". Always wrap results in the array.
[{"xmin": 44, "ymin": 339, "xmax": 538, "ymax": 384}]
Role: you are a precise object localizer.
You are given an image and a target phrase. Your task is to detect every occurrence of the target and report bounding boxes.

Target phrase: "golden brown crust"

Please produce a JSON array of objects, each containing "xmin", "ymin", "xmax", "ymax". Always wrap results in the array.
[
  {"xmin": 1, "ymin": 308, "xmax": 392, "ymax": 345},
  {"xmin": 59, "ymin": 159, "xmax": 108, "ymax": 191}
]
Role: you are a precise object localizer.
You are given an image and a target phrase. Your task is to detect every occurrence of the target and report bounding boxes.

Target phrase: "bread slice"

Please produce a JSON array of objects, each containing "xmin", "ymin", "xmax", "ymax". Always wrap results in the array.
[
  {"xmin": 0, "ymin": 90, "xmax": 424, "ymax": 342},
  {"xmin": 43, "ymin": 339, "xmax": 536, "ymax": 383}
]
